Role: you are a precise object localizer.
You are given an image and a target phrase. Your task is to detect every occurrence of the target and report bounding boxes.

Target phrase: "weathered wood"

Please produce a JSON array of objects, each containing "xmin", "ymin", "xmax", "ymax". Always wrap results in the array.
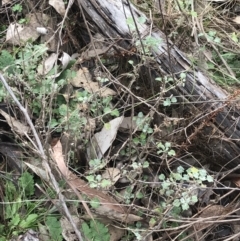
[{"xmin": 76, "ymin": 0, "xmax": 240, "ymax": 169}]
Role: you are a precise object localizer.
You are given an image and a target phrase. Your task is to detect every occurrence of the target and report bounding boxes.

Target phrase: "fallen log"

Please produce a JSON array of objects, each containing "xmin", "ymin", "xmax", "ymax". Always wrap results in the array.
[{"xmin": 76, "ymin": 0, "xmax": 240, "ymax": 170}]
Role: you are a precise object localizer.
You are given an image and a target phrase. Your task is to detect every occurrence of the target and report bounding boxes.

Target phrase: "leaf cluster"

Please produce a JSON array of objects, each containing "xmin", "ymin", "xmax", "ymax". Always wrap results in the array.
[
  {"xmin": 0, "ymin": 172, "xmax": 37, "ymax": 238},
  {"xmin": 0, "ymin": 171, "xmax": 62, "ymax": 240},
  {"xmin": 158, "ymin": 166, "xmax": 213, "ymax": 211},
  {"xmin": 82, "ymin": 220, "xmax": 110, "ymax": 241}
]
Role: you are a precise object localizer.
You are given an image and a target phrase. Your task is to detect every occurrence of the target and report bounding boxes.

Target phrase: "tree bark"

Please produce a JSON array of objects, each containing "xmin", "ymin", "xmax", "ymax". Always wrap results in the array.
[{"xmin": 76, "ymin": 0, "xmax": 240, "ymax": 170}]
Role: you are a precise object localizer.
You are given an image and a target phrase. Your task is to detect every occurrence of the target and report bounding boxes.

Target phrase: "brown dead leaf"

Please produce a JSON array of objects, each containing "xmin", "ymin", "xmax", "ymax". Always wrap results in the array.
[
  {"xmin": 38, "ymin": 223, "xmax": 49, "ymax": 241},
  {"xmin": 52, "ymin": 140, "xmax": 141, "ymax": 223},
  {"xmin": 60, "ymin": 216, "xmax": 82, "ymax": 241},
  {"xmin": 101, "ymin": 168, "xmax": 121, "ymax": 190},
  {"xmin": 71, "ymin": 68, "xmax": 116, "ymax": 97},
  {"xmin": 51, "ymin": 139, "xmax": 70, "ymax": 177},
  {"xmin": 0, "ymin": 109, "xmax": 29, "ymax": 135},
  {"xmin": 49, "ymin": 0, "xmax": 66, "ymax": 16},
  {"xmin": 119, "ymin": 116, "xmax": 138, "ymax": 131},
  {"xmin": 6, "ymin": 23, "xmax": 24, "ymax": 44},
  {"xmin": 81, "ymin": 47, "xmax": 112, "ymax": 60},
  {"xmin": 232, "ymin": 223, "xmax": 240, "ymax": 241},
  {"xmin": 24, "ymin": 162, "xmax": 50, "ymax": 182},
  {"xmin": 16, "ymin": 230, "xmax": 38, "ymax": 241},
  {"xmin": 102, "ymin": 168, "xmax": 121, "ymax": 183},
  {"xmin": 2, "ymin": 0, "xmax": 11, "ymax": 5},
  {"xmin": 37, "ymin": 53, "xmax": 58, "ymax": 75},
  {"xmin": 80, "ymin": 216, "xmax": 126, "ymax": 241},
  {"xmin": 108, "ymin": 225, "xmax": 125, "ymax": 241},
  {"xmin": 194, "ymin": 205, "xmax": 235, "ymax": 231},
  {"xmin": 232, "ymin": 178, "xmax": 240, "ymax": 187},
  {"xmin": 6, "ymin": 13, "xmax": 49, "ymax": 45},
  {"xmin": 233, "ymin": 16, "xmax": 240, "ymax": 24},
  {"xmin": 99, "ymin": 219, "xmax": 125, "ymax": 241},
  {"xmin": 96, "ymin": 206, "xmax": 142, "ymax": 223},
  {"xmin": 95, "ymin": 117, "xmax": 124, "ymax": 158}
]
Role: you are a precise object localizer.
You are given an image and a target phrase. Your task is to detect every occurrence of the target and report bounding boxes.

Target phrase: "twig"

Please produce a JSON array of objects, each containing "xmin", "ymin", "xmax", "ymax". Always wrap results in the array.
[{"xmin": 0, "ymin": 73, "xmax": 84, "ymax": 241}]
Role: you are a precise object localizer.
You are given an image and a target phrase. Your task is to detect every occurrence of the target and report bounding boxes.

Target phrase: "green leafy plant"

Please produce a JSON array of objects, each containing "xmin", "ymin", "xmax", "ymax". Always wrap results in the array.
[
  {"xmin": 207, "ymin": 50, "xmax": 240, "ymax": 86},
  {"xmin": 118, "ymin": 186, "xmax": 135, "ymax": 204},
  {"xmin": 88, "ymin": 159, "xmax": 106, "ymax": 173},
  {"xmin": 18, "ymin": 18, "xmax": 28, "ymax": 24},
  {"xmin": 0, "ymin": 44, "xmax": 99, "ymax": 135},
  {"xmin": 133, "ymin": 112, "xmax": 153, "ymax": 145},
  {"xmin": 206, "ymin": 30, "xmax": 221, "ymax": 43},
  {"xmin": 1, "ymin": 171, "xmax": 62, "ymax": 240},
  {"xmin": 2, "ymin": 172, "xmax": 40, "ymax": 238},
  {"xmin": 0, "ymin": 50, "xmax": 15, "ymax": 75},
  {"xmin": 86, "ymin": 174, "xmax": 111, "ymax": 188},
  {"xmin": 81, "ymin": 220, "xmax": 110, "ymax": 241},
  {"xmin": 136, "ymin": 35, "xmax": 162, "ymax": 54},
  {"xmin": 119, "ymin": 145, "xmax": 137, "ymax": 158},
  {"xmin": 131, "ymin": 160, "xmax": 149, "ymax": 170},
  {"xmin": 158, "ymin": 166, "xmax": 213, "ymax": 212},
  {"xmin": 163, "ymin": 95, "xmax": 177, "ymax": 106},
  {"xmin": 46, "ymin": 216, "xmax": 62, "ymax": 241},
  {"xmin": 155, "ymin": 75, "xmax": 174, "ymax": 83},
  {"xmin": 126, "ymin": 16, "xmax": 162, "ymax": 55},
  {"xmin": 12, "ymin": 4, "xmax": 23, "ymax": 13},
  {"xmin": 157, "ymin": 141, "xmax": 176, "ymax": 157}
]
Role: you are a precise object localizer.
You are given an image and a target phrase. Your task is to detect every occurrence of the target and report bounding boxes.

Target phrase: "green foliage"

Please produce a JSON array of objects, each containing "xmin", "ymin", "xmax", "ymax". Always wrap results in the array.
[
  {"xmin": 90, "ymin": 197, "xmax": 100, "ymax": 209},
  {"xmin": 12, "ymin": 4, "xmax": 23, "ymax": 13},
  {"xmin": 116, "ymin": 184, "xmax": 145, "ymax": 205},
  {"xmin": 46, "ymin": 216, "xmax": 62, "ymax": 241},
  {"xmin": 86, "ymin": 174, "xmax": 111, "ymax": 188},
  {"xmin": 18, "ymin": 18, "xmax": 28, "ymax": 24},
  {"xmin": 208, "ymin": 50, "xmax": 240, "ymax": 86},
  {"xmin": 231, "ymin": 32, "xmax": 238, "ymax": 43},
  {"xmin": 120, "ymin": 145, "xmax": 137, "ymax": 157},
  {"xmin": 131, "ymin": 161, "xmax": 149, "ymax": 170},
  {"xmin": 126, "ymin": 16, "xmax": 162, "ymax": 55},
  {"xmin": 163, "ymin": 96, "xmax": 177, "ymax": 106},
  {"xmin": 136, "ymin": 35, "xmax": 162, "ymax": 54},
  {"xmin": 157, "ymin": 142, "xmax": 176, "ymax": 157},
  {"xmin": 133, "ymin": 112, "xmax": 153, "ymax": 145},
  {"xmin": 134, "ymin": 112, "xmax": 153, "ymax": 133},
  {"xmin": 0, "ymin": 44, "xmax": 119, "ymax": 136},
  {"xmin": 186, "ymin": 166, "xmax": 213, "ymax": 183},
  {"xmin": 0, "ymin": 50, "xmax": 15, "ymax": 75},
  {"xmin": 89, "ymin": 159, "xmax": 106, "ymax": 173},
  {"xmin": 158, "ymin": 166, "xmax": 213, "ymax": 212},
  {"xmin": 2, "ymin": 172, "xmax": 40, "ymax": 238},
  {"xmin": 19, "ymin": 171, "xmax": 35, "ymax": 196},
  {"xmin": 126, "ymin": 16, "xmax": 146, "ymax": 31},
  {"xmin": 0, "ymin": 24, "xmax": 7, "ymax": 39},
  {"xmin": 81, "ymin": 220, "xmax": 110, "ymax": 241},
  {"xmin": 2, "ymin": 171, "xmax": 62, "ymax": 240},
  {"xmin": 206, "ymin": 30, "xmax": 221, "ymax": 43},
  {"xmin": 75, "ymin": 91, "xmax": 119, "ymax": 118},
  {"xmin": 121, "ymin": 186, "xmax": 135, "ymax": 204},
  {"xmin": 175, "ymin": 0, "xmax": 195, "ymax": 16}
]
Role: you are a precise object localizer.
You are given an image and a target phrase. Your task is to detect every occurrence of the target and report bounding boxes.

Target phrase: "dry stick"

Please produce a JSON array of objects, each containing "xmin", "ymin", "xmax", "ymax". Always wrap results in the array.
[{"xmin": 0, "ymin": 74, "xmax": 84, "ymax": 241}]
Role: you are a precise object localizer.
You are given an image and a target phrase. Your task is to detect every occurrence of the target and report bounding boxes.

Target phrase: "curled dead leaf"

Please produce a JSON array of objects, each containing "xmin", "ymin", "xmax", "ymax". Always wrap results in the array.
[
  {"xmin": 0, "ymin": 109, "xmax": 29, "ymax": 135},
  {"xmin": 37, "ymin": 53, "xmax": 58, "ymax": 75},
  {"xmin": 71, "ymin": 68, "xmax": 116, "ymax": 96},
  {"xmin": 93, "ymin": 116, "xmax": 124, "ymax": 159},
  {"xmin": 233, "ymin": 16, "xmax": 240, "ymax": 24},
  {"xmin": 60, "ymin": 216, "xmax": 82, "ymax": 241},
  {"xmin": 101, "ymin": 168, "xmax": 121, "ymax": 189},
  {"xmin": 6, "ymin": 13, "xmax": 49, "ymax": 45},
  {"xmin": 194, "ymin": 205, "xmax": 235, "ymax": 231},
  {"xmin": 49, "ymin": 0, "xmax": 66, "ymax": 16},
  {"xmin": 51, "ymin": 140, "xmax": 142, "ymax": 223}
]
